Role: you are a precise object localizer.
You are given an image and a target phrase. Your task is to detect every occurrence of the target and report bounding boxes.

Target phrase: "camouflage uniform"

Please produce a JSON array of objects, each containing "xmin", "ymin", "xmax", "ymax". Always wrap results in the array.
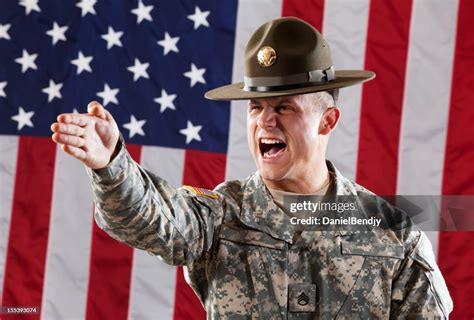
[{"xmin": 87, "ymin": 140, "xmax": 453, "ymax": 319}]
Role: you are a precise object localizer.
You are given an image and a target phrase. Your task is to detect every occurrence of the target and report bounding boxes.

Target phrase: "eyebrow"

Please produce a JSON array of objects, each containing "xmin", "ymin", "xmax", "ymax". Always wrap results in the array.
[{"xmin": 249, "ymin": 98, "xmax": 294, "ymax": 105}]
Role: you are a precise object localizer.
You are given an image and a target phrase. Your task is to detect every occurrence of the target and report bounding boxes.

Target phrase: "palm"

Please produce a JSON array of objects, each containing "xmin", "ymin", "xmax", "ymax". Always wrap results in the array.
[
  {"xmin": 82, "ymin": 117, "xmax": 119, "ymax": 169},
  {"xmin": 51, "ymin": 102, "xmax": 120, "ymax": 169}
]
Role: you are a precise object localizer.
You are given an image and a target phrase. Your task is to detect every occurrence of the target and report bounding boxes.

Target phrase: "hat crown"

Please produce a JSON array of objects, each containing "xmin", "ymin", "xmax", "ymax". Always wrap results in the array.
[{"xmin": 244, "ymin": 17, "xmax": 333, "ymax": 78}]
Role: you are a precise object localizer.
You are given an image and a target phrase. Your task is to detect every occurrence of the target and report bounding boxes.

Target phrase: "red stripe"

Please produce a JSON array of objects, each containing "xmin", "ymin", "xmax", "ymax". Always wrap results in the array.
[
  {"xmin": 356, "ymin": 0, "xmax": 413, "ymax": 195},
  {"xmin": 439, "ymin": 0, "xmax": 474, "ymax": 318},
  {"xmin": 85, "ymin": 144, "xmax": 142, "ymax": 320},
  {"xmin": 182, "ymin": 150, "xmax": 226, "ymax": 190},
  {"xmin": 173, "ymin": 150, "xmax": 226, "ymax": 320},
  {"xmin": 281, "ymin": 0, "xmax": 325, "ymax": 32},
  {"xmin": 1, "ymin": 137, "xmax": 56, "ymax": 318}
]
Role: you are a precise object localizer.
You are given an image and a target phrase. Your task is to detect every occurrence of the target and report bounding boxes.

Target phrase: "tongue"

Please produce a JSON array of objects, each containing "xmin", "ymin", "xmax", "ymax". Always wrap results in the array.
[{"xmin": 267, "ymin": 146, "xmax": 281, "ymax": 155}]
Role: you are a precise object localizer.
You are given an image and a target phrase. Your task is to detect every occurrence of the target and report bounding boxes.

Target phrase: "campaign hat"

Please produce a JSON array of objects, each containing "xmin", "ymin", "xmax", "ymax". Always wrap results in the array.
[{"xmin": 205, "ymin": 17, "xmax": 375, "ymax": 100}]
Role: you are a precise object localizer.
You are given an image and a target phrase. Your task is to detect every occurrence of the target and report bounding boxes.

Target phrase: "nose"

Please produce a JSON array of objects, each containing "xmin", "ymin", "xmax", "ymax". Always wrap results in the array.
[{"xmin": 257, "ymin": 107, "xmax": 276, "ymax": 129}]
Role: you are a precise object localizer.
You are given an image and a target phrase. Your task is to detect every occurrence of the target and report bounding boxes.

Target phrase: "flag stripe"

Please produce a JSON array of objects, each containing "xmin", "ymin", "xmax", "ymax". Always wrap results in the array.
[
  {"xmin": 85, "ymin": 144, "xmax": 142, "ymax": 320},
  {"xmin": 225, "ymin": 0, "xmax": 282, "ymax": 181},
  {"xmin": 173, "ymin": 266, "xmax": 204, "ymax": 320},
  {"xmin": 322, "ymin": 0, "xmax": 370, "ymax": 180},
  {"xmin": 282, "ymin": 0, "xmax": 325, "ymax": 32},
  {"xmin": 129, "ymin": 251, "xmax": 177, "ymax": 320},
  {"xmin": 356, "ymin": 0, "xmax": 413, "ymax": 194},
  {"xmin": 439, "ymin": 0, "xmax": 474, "ymax": 317},
  {"xmin": 41, "ymin": 146, "xmax": 95, "ymax": 319},
  {"xmin": 127, "ymin": 145, "xmax": 185, "ymax": 319},
  {"xmin": 396, "ymin": 0, "xmax": 459, "ymax": 256},
  {"xmin": 182, "ymin": 150, "xmax": 227, "ymax": 191},
  {"xmin": 1, "ymin": 137, "xmax": 56, "ymax": 310},
  {"xmin": 0, "ymin": 136, "xmax": 19, "ymax": 301},
  {"xmin": 173, "ymin": 150, "xmax": 227, "ymax": 319}
]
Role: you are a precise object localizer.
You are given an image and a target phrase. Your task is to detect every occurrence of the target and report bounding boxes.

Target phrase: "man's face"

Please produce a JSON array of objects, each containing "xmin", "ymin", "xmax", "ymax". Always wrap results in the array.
[{"xmin": 247, "ymin": 93, "xmax": 328, "ymax": 189}]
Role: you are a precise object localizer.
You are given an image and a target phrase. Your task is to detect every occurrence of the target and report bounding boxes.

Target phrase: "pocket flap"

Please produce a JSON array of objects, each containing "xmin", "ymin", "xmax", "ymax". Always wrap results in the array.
[
  {"xmin": 341, "ymin": 240, "xmax": 404, "ymax": 259},
  {"xmin": 219, "ymin": 226, "xmax": 287, "ymax": 250}
]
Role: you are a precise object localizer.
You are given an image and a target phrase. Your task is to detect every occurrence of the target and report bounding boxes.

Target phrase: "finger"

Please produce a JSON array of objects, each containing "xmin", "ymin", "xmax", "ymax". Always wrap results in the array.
[
  {"xmin": 52, "ymin": 133, "xmax": 86, "ymax": 147},
  {"xmin": 61, "ymin": 144, "xmax": 87, "ymax": 161},
  {"xmin": 102, "ymin": 108, "xmax": 115, "ymax": 122},
  {"xmin": 57, "ymin": 113, "xmax": 90, "ymax": 126},
  {"xmin": 87, "ymin": 101, "xmax": 107, "ymax": 120},
  {"xmin": 50, "ymin": 123, "xmax": 85, "ymax": 136}
]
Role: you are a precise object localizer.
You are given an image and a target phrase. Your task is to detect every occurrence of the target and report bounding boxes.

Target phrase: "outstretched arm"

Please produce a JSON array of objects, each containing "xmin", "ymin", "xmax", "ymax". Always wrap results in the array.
[{"xmin": 51, "ymin": 102, "xmax": 223, "ymax": 266}]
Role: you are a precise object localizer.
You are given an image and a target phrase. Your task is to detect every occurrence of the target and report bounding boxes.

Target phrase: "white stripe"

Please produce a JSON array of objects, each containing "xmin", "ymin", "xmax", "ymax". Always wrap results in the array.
[
  {"xmin": 322, "ymin": 0, "xmax": 370, "ymax": 179},
  {"xmin": 41, "ymin": 146, "xmax": 94, "ymax": 319},
  {"xmin": 0, "ymin": 135, "xmax": 19, "ymax": 300},
  {"xmin": 225, "ymin": 0, "xmax": 283, "ymax": 180},
  {"xmin": 397, "ymin": 0, "xmax": 459, "ymax": 256},
  {"xmin": 127, "ymin": 146, "xmax": 183, "ymax": 319}
]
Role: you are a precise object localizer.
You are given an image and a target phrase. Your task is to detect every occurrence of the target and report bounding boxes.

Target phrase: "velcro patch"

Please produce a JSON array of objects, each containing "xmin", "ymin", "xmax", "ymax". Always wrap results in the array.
[{"xmin": 183, "ymin": 185, "xmax": 219, "ymax": 199}]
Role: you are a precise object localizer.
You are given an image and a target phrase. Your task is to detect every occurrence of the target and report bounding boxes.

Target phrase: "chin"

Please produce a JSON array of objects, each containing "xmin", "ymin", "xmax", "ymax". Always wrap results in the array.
[{"xmin": 258, "ymin": 165, "xmax": 287, "ymax": 182}]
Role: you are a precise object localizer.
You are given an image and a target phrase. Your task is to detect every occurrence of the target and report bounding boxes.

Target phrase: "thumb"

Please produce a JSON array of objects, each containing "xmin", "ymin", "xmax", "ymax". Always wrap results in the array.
[
  {"xmin": 87, "ymin": 101, "xmax": 107, "ymax": 120},
  {"xmin": 102, "ymin": 108, "xmax": 115, "ymax": 122}
]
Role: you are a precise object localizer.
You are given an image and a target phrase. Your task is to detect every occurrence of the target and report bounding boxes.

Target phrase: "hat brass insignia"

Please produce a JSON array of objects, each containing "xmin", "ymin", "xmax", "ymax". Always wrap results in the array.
[{"xmin": 257, "ymin": 46, "xmax": 277, "ymax": 67}]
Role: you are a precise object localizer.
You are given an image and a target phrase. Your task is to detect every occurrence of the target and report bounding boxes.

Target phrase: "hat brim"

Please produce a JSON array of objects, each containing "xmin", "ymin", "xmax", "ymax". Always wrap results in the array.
[{"xmin": 205, "ymin": 70, "xmax": 375, "ymax": 101}]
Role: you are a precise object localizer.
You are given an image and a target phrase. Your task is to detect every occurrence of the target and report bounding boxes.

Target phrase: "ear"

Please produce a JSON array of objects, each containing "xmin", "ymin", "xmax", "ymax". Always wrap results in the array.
[{"xmin": 319, "ymin": 107, "xmax": 340, "ymax": 135}]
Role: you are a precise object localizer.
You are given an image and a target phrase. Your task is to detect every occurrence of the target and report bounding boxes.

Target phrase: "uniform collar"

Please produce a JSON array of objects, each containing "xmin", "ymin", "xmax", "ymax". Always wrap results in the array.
[
  {"xmin": 239, "ymin": 160, "xmax": 367, "ymax": 242},
  {"xmin": 240, "ymin": 171, "xmax": 295, "ymax": 243}
]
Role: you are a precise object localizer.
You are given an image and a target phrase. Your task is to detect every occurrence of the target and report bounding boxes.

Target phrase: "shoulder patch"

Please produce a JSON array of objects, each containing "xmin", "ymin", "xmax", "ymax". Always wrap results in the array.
[{"xmin": 183, "ymin": 185, "xmax": 219, "ymax": 199}]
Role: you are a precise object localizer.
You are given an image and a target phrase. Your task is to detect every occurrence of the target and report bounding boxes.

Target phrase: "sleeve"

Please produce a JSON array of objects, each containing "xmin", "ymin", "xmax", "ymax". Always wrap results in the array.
[
  {"xmin": 390, "ymin": 230, "xmax": 453, "ymax": 319},
  {"xmin": 85, "ymin": 136, "xmax": 224, "ymax": 267}
]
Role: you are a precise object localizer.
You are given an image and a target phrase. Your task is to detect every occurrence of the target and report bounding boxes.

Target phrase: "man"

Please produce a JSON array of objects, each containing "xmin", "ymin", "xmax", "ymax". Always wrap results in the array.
[{"xmin": 50, "ymin": 17, "xmax": 452, "ymax": 319}]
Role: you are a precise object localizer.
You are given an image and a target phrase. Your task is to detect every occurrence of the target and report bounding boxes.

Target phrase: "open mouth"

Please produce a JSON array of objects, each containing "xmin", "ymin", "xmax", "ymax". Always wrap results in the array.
[{"xmin": 259, "ymin": 138, "xmax": 287, "ymax": 159}]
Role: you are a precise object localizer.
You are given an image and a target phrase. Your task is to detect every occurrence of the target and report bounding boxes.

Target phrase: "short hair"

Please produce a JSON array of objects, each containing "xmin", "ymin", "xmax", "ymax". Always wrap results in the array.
[{"xmin": 312, "ymin": 89, "xmax": 339, "ymax": 114}]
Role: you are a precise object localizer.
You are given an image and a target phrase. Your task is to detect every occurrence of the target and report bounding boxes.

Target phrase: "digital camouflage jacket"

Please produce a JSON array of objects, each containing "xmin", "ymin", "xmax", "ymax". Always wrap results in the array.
[{"xmin": 87, "ymin": 141, "xmax": 453, "ymax": 319}]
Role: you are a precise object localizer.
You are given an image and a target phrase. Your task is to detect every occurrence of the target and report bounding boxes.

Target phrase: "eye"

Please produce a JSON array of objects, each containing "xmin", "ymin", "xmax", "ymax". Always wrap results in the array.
[
  {"xmin": 275, "ymin": 105, "xmax": 292, "ymax": 114},
  {"xmin": 248, "ymin": 105, "xmax": 262, "ymax": 113}
]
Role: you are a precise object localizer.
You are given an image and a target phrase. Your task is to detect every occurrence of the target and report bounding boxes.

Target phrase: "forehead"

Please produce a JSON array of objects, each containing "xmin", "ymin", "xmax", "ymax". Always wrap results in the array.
[{"xmin": 249, "ymin": 94, "xmax": 309, "ymax": 106}]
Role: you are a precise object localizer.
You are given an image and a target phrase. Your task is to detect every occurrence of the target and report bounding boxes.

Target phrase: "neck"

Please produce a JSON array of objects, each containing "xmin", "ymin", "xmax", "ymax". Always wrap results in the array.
[{"xmin": 263, "ymin": 160, "xmax": 330, "ymax": 194}]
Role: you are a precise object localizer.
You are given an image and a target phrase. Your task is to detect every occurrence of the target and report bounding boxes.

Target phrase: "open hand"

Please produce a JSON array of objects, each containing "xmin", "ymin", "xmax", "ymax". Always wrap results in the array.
[{"xmin": 51, "ymin": 101, "xmax": 120, "ymax": 169}]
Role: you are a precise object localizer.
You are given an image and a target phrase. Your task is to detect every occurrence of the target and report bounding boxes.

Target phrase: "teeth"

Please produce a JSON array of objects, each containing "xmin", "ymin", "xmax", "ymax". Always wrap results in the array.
[
  {"xmin": 261, "ymin": 138, "xmax": 283, "ymax": 144},
  {"xmin": 263, "ymin": 150, "xmax": 281, "ymax": 158}
]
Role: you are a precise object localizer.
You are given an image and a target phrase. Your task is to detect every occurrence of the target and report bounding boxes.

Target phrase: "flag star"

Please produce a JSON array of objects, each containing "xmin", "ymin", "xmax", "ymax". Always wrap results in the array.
[
  {"xmin": 76, "ymin": 0, "xmax": 97, "ymax": 17},
  {"xmin": 131, "ymin": 1, "xmax": 153, "ymax": 24},
  {"xmin": 71, "ymin": 51, "xmax": 93, "ymax": 74},
  {"xmin": 123, "ymin": 115, "xmax": 146, "ymax": 138},
  {"xmin": 42, "ymin": 80, "xmax": 63, "ymax": 102},
  {"xmin": 187, "ymin": 6, "xmax": 210, "ymax": 30},
  {"xmin": 0, "ymin": 24, "xmax": 11, "ymax": 40},
  {"xmin": 183, "ymin": 63, "xmax": 206, "ymax": 87},
  {"xmin": 11, "ymin": 106, "xmax": 34, "ymax": 130},
  {"xmin": 15, "ymin": 49, "xmax": 38, "ymax": 73},
  {"xmin": 154, "ymin": 89, "xmax": 177, "ymax": 113},
  {"xmin": 157, "ymin": 32, "xmax": 179, "ymax": 55},
  {"xmin": 73, "ymin": 108, "xmax": 79, "ymax": 113},
  {"xmin": 180, "ymin": 121, "xmax": 202, "ymax": 144},
  {"xmin": 19, "ymin": 0, "xmax": 41, "ymax": 15},
  {"xmin": 97, "ymin": 83, "xmax": 119, "ymax": 106},
  {"xmin": 46, "ymin": 22, "xmax": 68, "ymax": 45},
  {"xmin": 0, "ymin": 81, "xmax": 6, "ymax": 97},
  {"xmin": 101, "ymin": 26, "xmax": 123, "ymax": 49},
  {"xmin": 127, "ymin": 58, "xmax": 150, "ymax": 81}
]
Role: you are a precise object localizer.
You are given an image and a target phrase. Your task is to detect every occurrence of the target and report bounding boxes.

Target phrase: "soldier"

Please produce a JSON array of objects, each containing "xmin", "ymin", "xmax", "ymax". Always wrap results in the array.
[{"xmin": 50, "ymin": 17, "xmax": 452, "ymax": 319}]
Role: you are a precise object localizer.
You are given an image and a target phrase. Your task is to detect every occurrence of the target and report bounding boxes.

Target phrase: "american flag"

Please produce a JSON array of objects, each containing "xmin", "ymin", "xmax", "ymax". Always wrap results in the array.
[{"xmin": 0, "ymin": 0, "xmax": 472, "ymax": 319}]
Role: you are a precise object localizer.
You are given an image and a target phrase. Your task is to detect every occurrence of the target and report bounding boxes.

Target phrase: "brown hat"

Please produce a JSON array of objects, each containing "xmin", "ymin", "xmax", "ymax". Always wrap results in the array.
[{"xmin": 205, "ymin": 17, "xmax": 375, "ymax": 101}]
